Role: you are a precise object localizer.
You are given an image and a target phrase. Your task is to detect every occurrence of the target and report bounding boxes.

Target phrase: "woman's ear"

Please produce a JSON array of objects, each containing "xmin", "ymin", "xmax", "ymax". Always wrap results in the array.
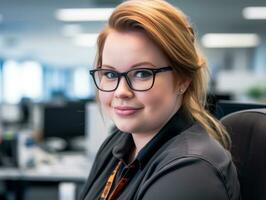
[{"xmin": 177, "ymin": 78, "xmax": 191, "ymax": 95}]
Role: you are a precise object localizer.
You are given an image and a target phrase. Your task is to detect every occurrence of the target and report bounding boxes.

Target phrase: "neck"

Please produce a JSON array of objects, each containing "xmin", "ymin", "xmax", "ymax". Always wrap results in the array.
[
  {"xmin": 130, "ymin": 105, "xmax": 182, "ymax": 160},
  {"xmin": 131, "ymin": 131, "xmax": 157, "ymax": 159}
]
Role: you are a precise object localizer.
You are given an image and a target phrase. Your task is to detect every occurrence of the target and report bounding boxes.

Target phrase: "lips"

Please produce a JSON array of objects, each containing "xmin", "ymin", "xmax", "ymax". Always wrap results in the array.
[{"xmin": 113, "ymin": 106, "xmax": 142, "ymax": 116}]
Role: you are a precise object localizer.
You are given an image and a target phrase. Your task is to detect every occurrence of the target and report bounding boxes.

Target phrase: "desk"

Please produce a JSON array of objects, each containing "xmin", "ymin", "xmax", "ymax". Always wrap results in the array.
[{"xmin": 0, "ymin": 153, "xmax": 92, "ymax": 200}]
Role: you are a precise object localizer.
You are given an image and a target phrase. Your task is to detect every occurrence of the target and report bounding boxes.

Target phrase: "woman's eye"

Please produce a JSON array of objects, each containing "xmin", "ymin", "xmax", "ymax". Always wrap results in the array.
[
  {"xmin": 103, "ymin": 71, "xmax": 117, "ymax": 79},
  {"xmin": 134, "ymin": 70, "xmax": 153, "ymax": 78}
]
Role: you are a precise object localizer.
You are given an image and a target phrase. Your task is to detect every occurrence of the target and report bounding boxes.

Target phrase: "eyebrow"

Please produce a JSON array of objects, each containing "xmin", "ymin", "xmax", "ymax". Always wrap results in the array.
[{"xmin": 101, "ymin": 62, "xmax": 156, "ymax": 69}]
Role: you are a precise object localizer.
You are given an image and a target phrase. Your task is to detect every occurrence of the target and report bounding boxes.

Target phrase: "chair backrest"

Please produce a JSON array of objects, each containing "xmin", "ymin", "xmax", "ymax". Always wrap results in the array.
[{"xmin": 221, "ymin": 109, "xmax": 266, "ymax": 200}]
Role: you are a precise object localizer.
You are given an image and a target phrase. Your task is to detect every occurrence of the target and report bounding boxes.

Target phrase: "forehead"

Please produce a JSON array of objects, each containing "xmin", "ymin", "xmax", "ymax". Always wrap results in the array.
[{"xmin": 102, "ymin": 30, "xmax": 168, "ymax": 69}]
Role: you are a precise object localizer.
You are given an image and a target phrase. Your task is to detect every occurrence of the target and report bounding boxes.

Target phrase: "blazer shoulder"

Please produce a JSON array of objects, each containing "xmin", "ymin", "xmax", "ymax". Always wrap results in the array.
[{"xmin": 156, "ymin": 123, "xmax": 233, "ymax": 175}]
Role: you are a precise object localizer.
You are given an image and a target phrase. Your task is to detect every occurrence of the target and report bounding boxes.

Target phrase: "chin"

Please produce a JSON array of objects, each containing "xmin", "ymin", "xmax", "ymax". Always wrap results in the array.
[
  {"xmin": 116, "ymin": 125, "xmax": 134, "ymax": 133},
  {"xmin": 115, "ymin": 123, "xmax": 138, "ymax": 133}
]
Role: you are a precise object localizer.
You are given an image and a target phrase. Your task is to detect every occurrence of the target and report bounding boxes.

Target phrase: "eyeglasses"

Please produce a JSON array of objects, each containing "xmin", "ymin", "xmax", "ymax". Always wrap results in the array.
[{"xmin": 89, "ymin": 66, "xmax": 173, "ymax": 92}]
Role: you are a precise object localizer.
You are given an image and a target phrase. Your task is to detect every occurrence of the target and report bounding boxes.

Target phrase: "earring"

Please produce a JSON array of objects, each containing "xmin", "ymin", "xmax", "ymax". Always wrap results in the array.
[{"xmin": 178, "ymin": 88, "xmax": 184, "ymax": 95}]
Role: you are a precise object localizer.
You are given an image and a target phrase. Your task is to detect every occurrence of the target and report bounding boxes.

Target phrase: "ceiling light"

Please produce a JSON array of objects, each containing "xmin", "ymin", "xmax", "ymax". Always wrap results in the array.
[
  {"xmin": 55, "ymin": 8, "xmax": 114, "ymax": 21},
  {"xmin": 201, "ymin": 33, "xmax": 260, "ymax": 48},
  {"xmin": 62, "ymin": 24, "xmax": 82, "ymax": 37},
  {"xmin": 73, "ymin": 33, "xmax": 99, "ymax": 47},
  {"xmin": 243, "ymin": 7, "xmax": 266, "ymax": 19}
]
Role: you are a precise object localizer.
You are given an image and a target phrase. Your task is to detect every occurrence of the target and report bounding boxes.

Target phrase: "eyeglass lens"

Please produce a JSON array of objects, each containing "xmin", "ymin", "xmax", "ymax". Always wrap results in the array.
[{"xmin": 94, "ymin": 68, "xmax": 154, "ymax": 91}]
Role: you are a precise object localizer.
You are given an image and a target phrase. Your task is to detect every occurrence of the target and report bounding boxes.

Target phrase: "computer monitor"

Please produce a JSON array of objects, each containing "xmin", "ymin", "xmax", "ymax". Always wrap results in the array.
[
  {"xmin": 0, "ymin": 103, "xmax": 22, "ymax": 127},
  {"xmin": 214, "ymin": 100, "xmax": 266, "ymax": 119},
  {"xmin": 86, "ymin": 102, "xmax": 113, "ymax": 156},
  {"xmin": 206, "ymin": 92, "xmax": 233, "ymax": 115},
  {"xmin": 42, "ymin": 102, "xmax": 86, "ymax": 151}
]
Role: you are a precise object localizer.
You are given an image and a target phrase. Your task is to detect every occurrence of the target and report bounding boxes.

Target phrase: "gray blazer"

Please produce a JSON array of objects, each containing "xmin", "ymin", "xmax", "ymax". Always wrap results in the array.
[{"xmin": 80, "ymin": 109, "xmax": 240, "ymax": 200}]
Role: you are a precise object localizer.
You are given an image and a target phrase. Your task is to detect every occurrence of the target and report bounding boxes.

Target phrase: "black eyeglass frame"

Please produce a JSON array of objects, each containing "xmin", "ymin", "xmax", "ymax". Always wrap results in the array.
[{"xmin": 89, "ymin": 66, "xmax": 173, "ymax": 92}]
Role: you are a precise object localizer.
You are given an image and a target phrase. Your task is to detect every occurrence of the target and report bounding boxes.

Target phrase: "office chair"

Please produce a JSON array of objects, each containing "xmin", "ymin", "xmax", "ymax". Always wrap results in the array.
[{"xmin": 221, "ymin": 109, "xmax": 266, "ymax": 200}]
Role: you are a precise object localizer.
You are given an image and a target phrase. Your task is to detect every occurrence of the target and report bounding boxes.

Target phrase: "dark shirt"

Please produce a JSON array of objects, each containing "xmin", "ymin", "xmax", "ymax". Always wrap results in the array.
[{"xmin": 79, "ymin": 109, "xmax": 240, "ymax": 200}]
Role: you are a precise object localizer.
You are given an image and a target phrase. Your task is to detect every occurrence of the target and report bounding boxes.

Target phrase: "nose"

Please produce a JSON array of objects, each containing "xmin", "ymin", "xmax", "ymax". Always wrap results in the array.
[{"xmin": 114, "ymin": 77, "xmax": 134, "ymax": 98}]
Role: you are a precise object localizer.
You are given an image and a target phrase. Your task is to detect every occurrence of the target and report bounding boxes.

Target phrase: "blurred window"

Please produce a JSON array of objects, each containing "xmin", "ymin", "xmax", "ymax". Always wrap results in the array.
[
  {"xmin": 0, "ymin": 60, "xmax": 3, "ymax": 102},
  {"xmin": 2, "ymin": 60, "xmax": 43, "ymax": 103},
  {"xmin": 43, "ymin": 67, "xmax": 72, "ymax": 100},
  {"xmin": 73, "ymin": 67, "xmax": 93, "ymax": 99}
]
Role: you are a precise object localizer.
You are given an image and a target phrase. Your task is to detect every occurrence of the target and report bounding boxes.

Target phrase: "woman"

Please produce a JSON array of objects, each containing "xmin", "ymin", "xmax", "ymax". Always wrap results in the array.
[{"xmin": 80, "ymin": 0, "xmax": 240, "ymax": 199}]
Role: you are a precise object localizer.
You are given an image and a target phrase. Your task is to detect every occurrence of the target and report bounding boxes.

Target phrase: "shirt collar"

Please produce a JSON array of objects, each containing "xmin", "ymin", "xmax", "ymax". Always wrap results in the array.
[
  {"xmin": 112, "ymin": 133, "xmax": 134, "ymax": 164},
  {"xmin": 112, "ymin": 107, "xmax": 194, "ymax": 169}
]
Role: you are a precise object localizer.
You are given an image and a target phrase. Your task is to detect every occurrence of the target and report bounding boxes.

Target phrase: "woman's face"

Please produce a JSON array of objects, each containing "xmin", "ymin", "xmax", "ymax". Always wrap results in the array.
[{"xmin": 99, "ymin": 30, "xmax": 186, "ymax": 136}]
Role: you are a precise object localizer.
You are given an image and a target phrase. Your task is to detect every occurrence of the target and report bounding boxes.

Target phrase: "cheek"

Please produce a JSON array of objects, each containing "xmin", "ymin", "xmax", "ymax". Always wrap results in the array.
[
  {"xmin": 98, "ymin": 92, "xmax": 112, "ymax": 111},
  {"xmin": 139, "ymin": 90, "xmax": 169, "ymax": 111},
  {"xmin": 141, "ymin": 80, "xmax": 178, "ymax": 111}
]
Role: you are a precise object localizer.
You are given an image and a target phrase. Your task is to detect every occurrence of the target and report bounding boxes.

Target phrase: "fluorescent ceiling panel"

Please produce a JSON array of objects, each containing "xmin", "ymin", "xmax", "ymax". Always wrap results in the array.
[
  {"xmin": 62, "ymin": 24, "xmax": 82, "ymax": 37},
  {"xmin": 201, "ymin": 33, "xmax": 260, "ymax": 48},
  {"xmin": 55, "ymin": 8, "xmax": 114, "ymax": 21},
  {"xmin": 243, "ymin": 7, "xmax": 266, "ymax": 19},
  {"xmin": 73, "ymin": 33, "xmax": 99, "ymax": 47}
]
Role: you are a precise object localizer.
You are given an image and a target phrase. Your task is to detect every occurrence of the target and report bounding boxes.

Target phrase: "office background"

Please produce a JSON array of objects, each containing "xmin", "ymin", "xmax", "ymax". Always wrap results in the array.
[
  {"xmin": 0, "ymin": 0, "xmax": 266, "ymax": 200},
  {"xmin": 0, "ymin": 0, "xmax": 266, "ymax": 104}
]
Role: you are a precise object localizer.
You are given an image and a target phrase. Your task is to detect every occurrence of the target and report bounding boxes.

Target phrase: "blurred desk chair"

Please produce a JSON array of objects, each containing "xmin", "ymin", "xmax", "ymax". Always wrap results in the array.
[{"xmin": 221, "ymin": 109, "xmax": 266, "ymax": 200}]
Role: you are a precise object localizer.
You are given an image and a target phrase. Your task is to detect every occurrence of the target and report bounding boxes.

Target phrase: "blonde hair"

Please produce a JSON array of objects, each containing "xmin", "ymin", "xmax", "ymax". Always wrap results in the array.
[{"xmin": 95, "ymin": 0, "xmax": 231, "ymax": 149}]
